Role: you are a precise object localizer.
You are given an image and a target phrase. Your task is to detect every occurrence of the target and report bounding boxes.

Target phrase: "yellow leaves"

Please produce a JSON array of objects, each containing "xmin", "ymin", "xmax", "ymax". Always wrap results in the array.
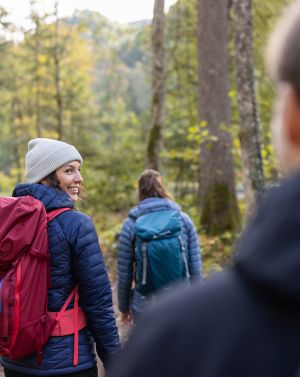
[
  {"xmin": 187, "ymin": 121, "xmax": 207, "ymax": 137},
  {"xmin": 261, "ymin": 149, "xmax": 267, "ymax": 159},
  {"xmin": 187, "ymin": 121, "xmax": 219, "ymax": 145},
  {"xmin": 228, "ymin": 90, "xmax": 236, "ymax": 98},
  {"xmin": 162, "ymin": 148, "xmax": 198, "ymax": 162},
  {"xmin": 233, "ymin": 137, "xmax": 240, "ymax": 149},
  {"xmin": 188, "ymin": 126, "xmax": 199, "ymax": 134},
  {"xmin": 38, "ymin": 54, "xmax": 48, "ymax": 65},
  {"xmin": 260, "ymin": 142, "xmax": 278, "ymax": 180},
  {"xmin": 261, "ymin": 144, "xmax": 273, "ymax": 159}
]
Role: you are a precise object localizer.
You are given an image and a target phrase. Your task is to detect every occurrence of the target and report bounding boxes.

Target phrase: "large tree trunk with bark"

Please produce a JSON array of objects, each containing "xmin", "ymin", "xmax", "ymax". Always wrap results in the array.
[
  {"xmin": 233, "ymin": 0, "xmax": 264, "ymax": 219},
  {"xmin": 147, "ymin": 0, "xmax": 165, "ymax": 171},
  {"xmin": 197, "ymin": 0, "xmax": 239, "ymax": 235},
  {"xmin": 30, "ymin": 0, "xmax": 42, "ymax": 137},
  {"xmin": 10, "ymin": 98, "xmax": 23, "ymax": 183},
  {"xmin": 54, "ymin": 1, "xmax": 63, "ymax": 140}
]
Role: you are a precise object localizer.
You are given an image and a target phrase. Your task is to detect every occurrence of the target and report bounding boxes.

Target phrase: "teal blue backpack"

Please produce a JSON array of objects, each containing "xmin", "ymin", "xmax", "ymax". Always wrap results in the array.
[{"xmin": 134, "ymin": 210, "xmax": 190, "ymax": 296}]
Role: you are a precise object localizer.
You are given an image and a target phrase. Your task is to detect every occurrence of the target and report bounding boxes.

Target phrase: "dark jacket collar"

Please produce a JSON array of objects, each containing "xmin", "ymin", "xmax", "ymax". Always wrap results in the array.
[{"xmin": 12, "ymin": 183, "xmax": 74, "ymax": 211}]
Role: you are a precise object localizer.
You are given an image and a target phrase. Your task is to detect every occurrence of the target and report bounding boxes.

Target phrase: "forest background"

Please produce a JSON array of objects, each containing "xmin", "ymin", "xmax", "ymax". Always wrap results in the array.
[{"xmin": 0, "ymin": 0, "xmax": 291, "ymax": 275}]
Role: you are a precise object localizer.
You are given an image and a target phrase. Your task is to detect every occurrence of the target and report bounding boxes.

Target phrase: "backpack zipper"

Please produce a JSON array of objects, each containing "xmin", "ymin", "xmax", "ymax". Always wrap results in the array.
[
  {"xmin": 178, "ymin": 236, "xmax": 191, "ymax": 279},
  {"xmin": 142, "ymin": 242, "xmax": 148, "ymax": 285}
]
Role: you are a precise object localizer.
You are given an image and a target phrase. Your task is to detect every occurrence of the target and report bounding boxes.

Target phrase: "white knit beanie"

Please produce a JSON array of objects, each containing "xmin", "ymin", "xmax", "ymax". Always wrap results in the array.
[{"xmin": 25, "ymin": 138, "xmax": 83, "ymax": 183}]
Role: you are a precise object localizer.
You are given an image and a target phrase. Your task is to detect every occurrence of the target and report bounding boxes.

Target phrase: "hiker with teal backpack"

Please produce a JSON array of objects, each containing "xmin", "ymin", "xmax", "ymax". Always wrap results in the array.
[
  {"xmin": 1, "ymin": 138, "xmax": 120, "ymax": 377},
  {"xmin": 118, "ymin": 169, "xmax": 201, "ymax": 324}
]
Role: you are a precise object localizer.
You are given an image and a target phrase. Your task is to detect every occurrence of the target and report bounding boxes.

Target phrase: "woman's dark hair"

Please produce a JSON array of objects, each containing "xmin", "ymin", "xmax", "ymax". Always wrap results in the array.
[
  {"xmin": 138, "ymin": 169, "xmax": 172, "ymax": 202},
  {"xmin": 43, "ymin": 171, "xmax": 60, "ymax": 188}
]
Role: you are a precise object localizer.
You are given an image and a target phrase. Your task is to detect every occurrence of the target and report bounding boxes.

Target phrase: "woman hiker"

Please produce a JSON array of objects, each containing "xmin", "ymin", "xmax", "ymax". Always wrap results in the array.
[
  {"xmin": 1, "ymin": 138, "xmax": 120, "ymax": 377},
  {"xmin": 117, "ymin": 169, "xmax": 201, "ymax": 324}
]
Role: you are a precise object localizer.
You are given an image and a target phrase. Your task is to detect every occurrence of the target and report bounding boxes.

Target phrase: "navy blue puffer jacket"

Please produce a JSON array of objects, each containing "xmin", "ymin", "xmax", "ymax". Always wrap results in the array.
[
  {"xmin": 1, "ymin": 183, "xmax": 120, "ymax": 376},
  {"xmin": 118, "ymin": 197, "xmax": 201, "ymax": 314}
]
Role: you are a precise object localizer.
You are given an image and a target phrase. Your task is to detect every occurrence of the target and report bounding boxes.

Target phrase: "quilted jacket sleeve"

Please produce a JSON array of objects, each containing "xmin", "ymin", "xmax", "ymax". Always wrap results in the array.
[
  {"xmin": 67, "ymin": 211, "xmax": 120, "ymax": 369},
  {"xmin": 117, "ymin": 218, "xmax": 135, "ymax": 313},
  {"xmin": 181, "ymin": 213, "xmax": 201, "ymax": 279}
]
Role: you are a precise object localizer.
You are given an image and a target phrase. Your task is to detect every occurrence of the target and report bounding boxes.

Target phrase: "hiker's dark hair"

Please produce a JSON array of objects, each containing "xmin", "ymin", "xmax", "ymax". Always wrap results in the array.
[
  {"xmin": 43, "ymin": 171, "xmax": 60, "ymax": 189},
  {"xmin": 138, "ymin": 169, "xmax": 172, "ymax": 202}
]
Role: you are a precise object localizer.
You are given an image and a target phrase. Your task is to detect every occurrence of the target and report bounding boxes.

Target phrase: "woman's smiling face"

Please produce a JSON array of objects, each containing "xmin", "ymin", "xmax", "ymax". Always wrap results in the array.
[{"xmin": 55, "ymin": 161, "xmax": 83, "ymax": 201}]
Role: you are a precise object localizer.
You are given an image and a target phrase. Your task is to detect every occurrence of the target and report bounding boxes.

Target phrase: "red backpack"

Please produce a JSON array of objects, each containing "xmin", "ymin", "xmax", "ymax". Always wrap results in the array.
[{"xmin": 0, "ymin": 195, "xmax": 86, "ymax": 365}]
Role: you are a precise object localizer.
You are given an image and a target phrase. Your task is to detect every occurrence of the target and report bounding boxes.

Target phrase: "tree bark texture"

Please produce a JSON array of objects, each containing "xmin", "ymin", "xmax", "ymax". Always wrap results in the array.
[
  {"xmin": 33, "ymin": 15, "xmax": 42, "ymax": 137},
  {"xmin": 30, "ymin": 1, "xmax": 42, "ymax": 137},
  {"xmin": 54, "ymin": 1, "xmax": 63, "ymax": 140},
  {"xmin": 197, "ymin": 0, "xmax": 239, "ymax": 234},
  {"xmin": 233, "ymin": 0, "xmax": 264, "ymax": 219},
  {"xmin": 147, "ymin": 0, "xmax": 165, "ymax": 171},
  {"xmin": 10, "ymin": 98, "xmax": 23, "ymax": 183}
]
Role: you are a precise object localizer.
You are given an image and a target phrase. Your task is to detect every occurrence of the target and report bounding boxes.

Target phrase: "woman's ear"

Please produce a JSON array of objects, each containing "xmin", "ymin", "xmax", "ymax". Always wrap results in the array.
[{"xmin": 284, "ymin": 85, "xmax": 300, "ymax": 148}]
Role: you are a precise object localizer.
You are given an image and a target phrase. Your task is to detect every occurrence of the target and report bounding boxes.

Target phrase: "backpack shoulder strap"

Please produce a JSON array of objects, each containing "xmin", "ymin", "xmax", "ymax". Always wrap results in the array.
[{"xmin": 47, "ymin": 208, "xmax": 72, "ymax": 223}]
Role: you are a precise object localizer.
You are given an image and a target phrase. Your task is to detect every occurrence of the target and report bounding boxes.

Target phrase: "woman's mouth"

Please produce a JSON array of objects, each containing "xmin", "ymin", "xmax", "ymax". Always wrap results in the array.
[{"xmin": 68, "ymin": 187, "xmax": 79, "ymax": 194}]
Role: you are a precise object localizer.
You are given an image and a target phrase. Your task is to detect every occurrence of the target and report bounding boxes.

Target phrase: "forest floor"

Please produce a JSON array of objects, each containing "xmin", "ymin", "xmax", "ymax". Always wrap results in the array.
[{"xmin": 96, "ymin": 280, "xmax": 129, "ymax": 376}]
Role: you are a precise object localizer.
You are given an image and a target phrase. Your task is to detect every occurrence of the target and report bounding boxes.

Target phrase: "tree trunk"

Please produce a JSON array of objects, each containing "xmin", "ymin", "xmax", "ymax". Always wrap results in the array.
[
  {"xmin": 147, "ymin": 0, "xmax": 165, "ymax": 171},
  {"xmin": 197, "ymin": 0, "xmax": 239, "ymax": 234},
  {"xmin": 54, "ymin": 1, "xmax": 63, "ymax": 140},
  {"xmin": 233, "ymin": 0, "xmax": 264, "ymax": 219},
  {"xmin": 32, "ymin": 6, "xmax": 42, "ymax": 137},
  {"xmin": 34, "ymin": 51, "xmax": 42, "ymax": 137},
  {"xmin": 10, "ymin": 98, "xmax": 23, "ymax": 183}
]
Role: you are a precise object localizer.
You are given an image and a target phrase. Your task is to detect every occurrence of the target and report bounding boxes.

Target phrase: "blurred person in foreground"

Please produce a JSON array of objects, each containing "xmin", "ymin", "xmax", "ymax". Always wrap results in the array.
[{"xmin": 109, "ymin": 2, "xmax": 300, "ymax": 376}]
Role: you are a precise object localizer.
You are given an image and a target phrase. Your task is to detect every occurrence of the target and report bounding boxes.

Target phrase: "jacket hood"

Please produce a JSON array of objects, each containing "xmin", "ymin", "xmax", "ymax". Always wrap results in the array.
[
  {"xmin": 12, "ymin": 183, "xmax": 74, "ymax": 211},
  {"xmin": 128, "ymin": 197, "xmax": 181, "ymax": 220},
  {"xmin": 235, "ymin": 172, "xmax": 300, "ymax": 304}
]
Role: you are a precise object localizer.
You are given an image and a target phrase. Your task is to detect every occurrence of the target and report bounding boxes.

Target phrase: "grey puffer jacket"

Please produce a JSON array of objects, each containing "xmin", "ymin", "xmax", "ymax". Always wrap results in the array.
[{"xmin": 117, "ymin": 197, "xmax": 201, "ymax": 314}]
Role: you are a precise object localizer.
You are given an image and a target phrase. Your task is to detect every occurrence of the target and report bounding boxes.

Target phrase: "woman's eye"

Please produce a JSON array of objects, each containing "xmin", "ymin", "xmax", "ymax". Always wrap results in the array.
[{"xmin": 65, "ymin": 169, "xmax": 72, "ymax": 174}]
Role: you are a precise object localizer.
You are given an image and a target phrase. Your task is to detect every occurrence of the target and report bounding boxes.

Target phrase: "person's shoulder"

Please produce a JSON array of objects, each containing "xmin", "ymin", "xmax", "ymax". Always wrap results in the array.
[
  {"xmin": 179, "ymin": 210, "xmax": 194, "ymax": 228},
  {"xmin": 123, "ymin": 214, "xmax": 135, "ymax": 225},
  {"xmin": 110, "ymin": 270, "xmax": 252, "ymax": 377},
  {"xmin": 142, "ymin": 270, "xmax": 240, "ymax": 328},
  {"xmin": 58, "ymin": 208, "xmax": 91, "ymax": 223},
  {"xmin": 56, "ymin": 209, "xmax": 95, "ymax": 235},
  {"xmin": 120, "ymin": 217, "xmax": 135, "ymax": 241}
]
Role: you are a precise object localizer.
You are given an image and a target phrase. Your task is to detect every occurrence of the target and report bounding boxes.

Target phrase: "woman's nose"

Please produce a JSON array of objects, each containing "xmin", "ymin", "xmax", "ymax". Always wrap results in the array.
[{"xmin": 74, "ymin": 171, "xmax": 83, "ymax": 183}]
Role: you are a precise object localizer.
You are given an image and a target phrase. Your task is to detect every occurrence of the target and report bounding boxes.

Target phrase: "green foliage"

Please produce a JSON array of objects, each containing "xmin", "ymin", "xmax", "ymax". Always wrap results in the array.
[
  {"xmin": 0, "ymin": 0, "xmax": 294, "ymax": 293},
  {"xmin": 0, "ymin": 0, "xmax": 292, "ymax": 224},
  {"xmin": 89, "ymin": 212, "xmax": 126, "ymax": 275},
  {"xmin": 201, "ymin": 232, "xmax": 235, "ymax": 275},
  {"xmin": 163, "ymin": 0, "xmax": 199, "ymax": 192},
  {"xmin": 0, "ymin": 7, "xmax": 149, "ymax": 212}
]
